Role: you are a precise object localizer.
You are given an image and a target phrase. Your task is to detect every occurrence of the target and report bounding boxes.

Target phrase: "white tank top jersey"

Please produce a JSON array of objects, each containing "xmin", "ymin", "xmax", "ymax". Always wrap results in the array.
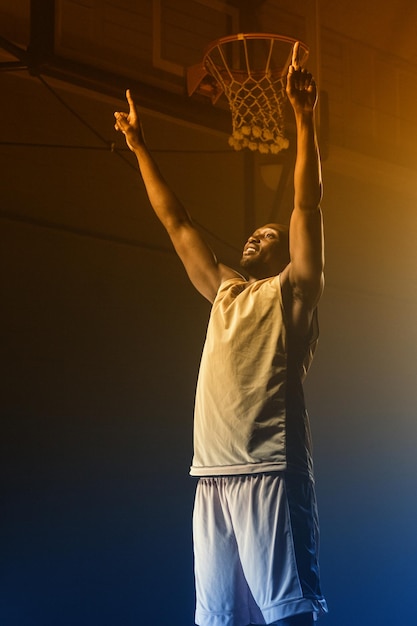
[{"xmin": 190, "ymin": 275, "xmax": 318, "ymax": 479}]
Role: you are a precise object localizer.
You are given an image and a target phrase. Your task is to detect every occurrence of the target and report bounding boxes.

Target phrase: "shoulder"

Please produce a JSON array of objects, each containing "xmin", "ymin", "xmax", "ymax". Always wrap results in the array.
[
  {"xmin": 212, "ymin": 264, "xmax": 246, "ymax": 296},
  {"xmin": 279, "ymin": 264, "xmax": 324, "ymax": 338}
]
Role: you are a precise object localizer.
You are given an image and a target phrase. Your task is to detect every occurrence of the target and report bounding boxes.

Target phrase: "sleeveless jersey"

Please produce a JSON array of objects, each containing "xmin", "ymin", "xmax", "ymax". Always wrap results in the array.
[{"xmin": 190, "ymin": 275, "xmax": 318, "ymax": 479}]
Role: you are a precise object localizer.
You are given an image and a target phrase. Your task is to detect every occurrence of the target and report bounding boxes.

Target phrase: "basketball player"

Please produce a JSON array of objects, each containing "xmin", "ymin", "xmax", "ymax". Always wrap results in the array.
[{"xmin": 114, "ymin": 42, "xmax": 327, "ymax": 626}]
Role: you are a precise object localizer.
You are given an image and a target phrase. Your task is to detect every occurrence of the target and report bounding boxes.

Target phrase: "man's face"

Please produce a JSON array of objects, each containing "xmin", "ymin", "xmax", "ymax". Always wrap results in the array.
[{"xmin": 240, "ymin": 224, "xmax": 288, "ymax": 279}]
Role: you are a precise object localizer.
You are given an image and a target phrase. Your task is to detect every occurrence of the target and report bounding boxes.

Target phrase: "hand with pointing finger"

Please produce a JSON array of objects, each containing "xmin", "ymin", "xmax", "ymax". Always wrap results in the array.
[
  {"xmin": 114, "ymin": 89, "xmax": 145, "ymax": 152},
  {"xmin": 286, "ymin": 41, "xmax": 318, "ymax": 116}
]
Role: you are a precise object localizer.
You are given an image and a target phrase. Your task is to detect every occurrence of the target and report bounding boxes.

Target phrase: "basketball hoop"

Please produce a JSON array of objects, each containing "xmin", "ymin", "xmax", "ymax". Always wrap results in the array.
[{"xmin": 187, "ymin": 33, "xmax": 309, "ymax": 154}]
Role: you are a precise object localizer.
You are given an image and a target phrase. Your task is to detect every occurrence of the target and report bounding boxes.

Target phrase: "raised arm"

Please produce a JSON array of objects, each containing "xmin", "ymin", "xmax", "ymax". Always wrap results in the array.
[
  {"xmin": 114, "ymin": 90, "xmax": 239, "ymax": 302},
  {"xmin": 281, "ymin": 44, "xmax": 324, "ymax": 335}
]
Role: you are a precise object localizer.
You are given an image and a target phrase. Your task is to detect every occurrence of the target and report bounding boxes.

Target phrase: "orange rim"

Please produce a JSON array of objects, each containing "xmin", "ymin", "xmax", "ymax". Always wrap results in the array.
[{"xmin": 202, "ymin": 32, "xmax": 309, "ymax": 70}]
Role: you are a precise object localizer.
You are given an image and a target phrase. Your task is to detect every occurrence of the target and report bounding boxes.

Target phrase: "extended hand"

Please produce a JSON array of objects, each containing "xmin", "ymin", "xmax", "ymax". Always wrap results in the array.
[
  {"xmin": 114, "ymin": 89, "xmax": 144, "ymax": 151},
  {"xmin": 286, "ymin": 42, "xmax": 317, "ymax": 115}
]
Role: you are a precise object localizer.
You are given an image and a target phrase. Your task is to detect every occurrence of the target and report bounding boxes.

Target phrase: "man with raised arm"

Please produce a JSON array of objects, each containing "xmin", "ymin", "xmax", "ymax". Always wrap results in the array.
[{"xmin": 114, "ymin": 42, "xmax": 328, "ymax": 626}]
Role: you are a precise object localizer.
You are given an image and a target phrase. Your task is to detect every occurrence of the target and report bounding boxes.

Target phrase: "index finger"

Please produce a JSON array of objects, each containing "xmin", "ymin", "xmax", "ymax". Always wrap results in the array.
[
  {"xmin": 126, "ymin": 88, "xmax": 137, "ymax": 116},
  {"xmin": 291, "ymin": 41, "xmax": 300, "ymax": 70}
]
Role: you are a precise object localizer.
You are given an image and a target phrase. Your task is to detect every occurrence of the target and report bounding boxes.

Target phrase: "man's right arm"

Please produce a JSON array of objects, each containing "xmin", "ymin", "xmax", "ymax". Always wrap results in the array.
[{"xmin": 114, "ymin": 90, "xmax": 239, "ymax": 303}]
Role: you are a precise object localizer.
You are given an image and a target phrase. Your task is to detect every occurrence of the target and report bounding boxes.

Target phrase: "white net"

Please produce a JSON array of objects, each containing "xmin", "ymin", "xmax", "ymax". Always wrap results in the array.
[{"xmin": 221, "ymin": 73, "xmax": 288, "ymax": 154}]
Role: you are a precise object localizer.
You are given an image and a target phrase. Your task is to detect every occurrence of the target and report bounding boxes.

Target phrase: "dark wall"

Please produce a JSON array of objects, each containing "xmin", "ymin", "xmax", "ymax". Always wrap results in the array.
[{"xmin": 1, "ymin": 216, "xmax": 209, "ymax": 625}]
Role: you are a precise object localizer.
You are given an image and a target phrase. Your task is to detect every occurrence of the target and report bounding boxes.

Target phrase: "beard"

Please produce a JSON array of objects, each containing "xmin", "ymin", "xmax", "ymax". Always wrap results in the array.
[
  {"xmin": 240, "ymin": 249, "xmax": 288, "ymax": 279},
  {"xmin": 239, "ymin": 252, "xmax": 266, "ymax": 277},
  {"xmin": 239, "ymin": 254, "xmax": 256, "ymax": 270}
]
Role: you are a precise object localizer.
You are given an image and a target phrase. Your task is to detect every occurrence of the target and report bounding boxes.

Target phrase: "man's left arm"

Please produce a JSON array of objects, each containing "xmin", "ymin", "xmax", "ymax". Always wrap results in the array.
[{"xmin": 281, "ymin": 43, "xmax": 325, "ymax": 336}]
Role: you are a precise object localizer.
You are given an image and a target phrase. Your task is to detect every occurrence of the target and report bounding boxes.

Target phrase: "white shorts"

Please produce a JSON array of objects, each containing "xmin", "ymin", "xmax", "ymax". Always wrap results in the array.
[{"xmin": 193, "ymin": 472, "xmax": 327, "ymax": 626}]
